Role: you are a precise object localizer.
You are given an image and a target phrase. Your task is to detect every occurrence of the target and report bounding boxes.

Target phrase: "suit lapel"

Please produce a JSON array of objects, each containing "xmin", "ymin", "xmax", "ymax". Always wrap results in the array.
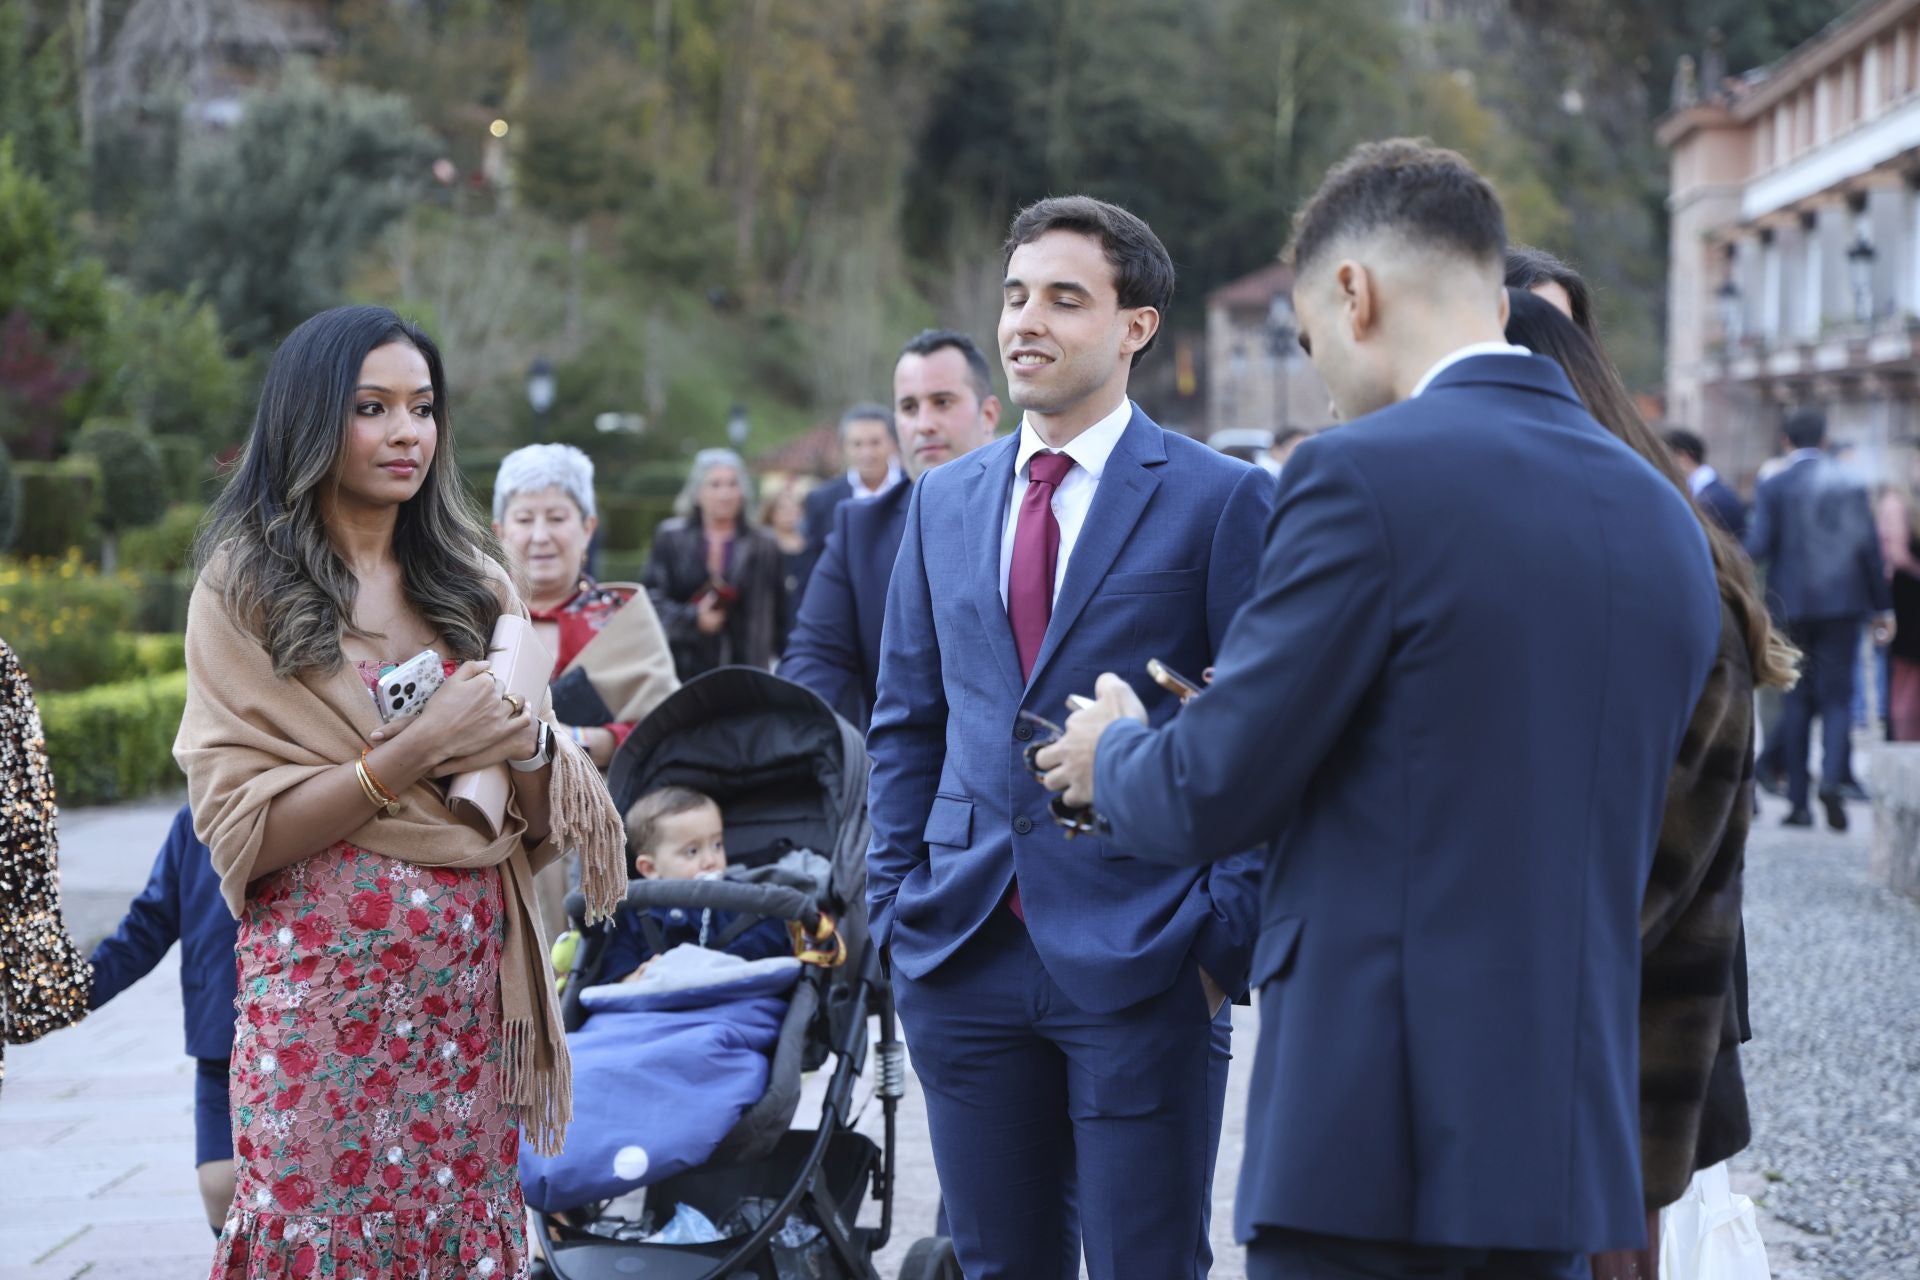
[
  {"xmin": 1026, "ymin": 410, "xmax": 1165, "ymax": 691},
  {"xmin": 960, "ymin": 437, "xmax": 1025, "ymax": 698}
]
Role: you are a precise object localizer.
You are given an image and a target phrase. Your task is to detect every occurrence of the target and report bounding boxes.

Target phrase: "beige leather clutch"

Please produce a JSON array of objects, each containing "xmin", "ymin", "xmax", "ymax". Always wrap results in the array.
[{"xmin": 448, "ymin": 613, "xmax": 554, "ymax": 838}]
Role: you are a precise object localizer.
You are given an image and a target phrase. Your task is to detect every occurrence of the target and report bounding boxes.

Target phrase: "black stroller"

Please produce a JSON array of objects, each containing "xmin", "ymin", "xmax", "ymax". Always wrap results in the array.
[{"xmin": 534, "ymin": 667, "xmax": 958, "ymax": 1280}]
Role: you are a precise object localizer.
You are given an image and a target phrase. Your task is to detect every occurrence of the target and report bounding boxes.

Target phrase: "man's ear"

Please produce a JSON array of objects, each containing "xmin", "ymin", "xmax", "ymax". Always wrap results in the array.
[
  {"xmin": 980, "ymin": 394, "xmax": 1003, "ymax": 434},
  {"xmin": 1336, "ymin": 260, "xmax": 1375, "ymax": 344},
  {"xmin": 1120, "ymin": 306, "xmax": 1161, "ymax": 361}
]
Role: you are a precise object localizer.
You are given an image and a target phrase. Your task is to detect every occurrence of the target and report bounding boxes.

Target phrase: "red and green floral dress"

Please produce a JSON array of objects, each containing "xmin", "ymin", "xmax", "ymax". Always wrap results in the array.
[{"xmin": 209, "ymin": 662, "xmax": 529, "ymax": 1280}]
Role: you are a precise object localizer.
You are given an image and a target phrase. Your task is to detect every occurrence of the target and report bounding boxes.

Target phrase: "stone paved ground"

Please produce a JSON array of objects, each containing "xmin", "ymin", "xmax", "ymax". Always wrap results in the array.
[{"xmin": 4, "ymin": 790, "xmax": 1915, "ymax": 1278}]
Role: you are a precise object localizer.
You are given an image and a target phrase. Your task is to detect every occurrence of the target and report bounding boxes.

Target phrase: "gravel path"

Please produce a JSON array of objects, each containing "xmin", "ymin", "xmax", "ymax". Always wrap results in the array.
[{"xmin": 1732, "ymin": 791, "xmax": 1920, "ymax": 1279}]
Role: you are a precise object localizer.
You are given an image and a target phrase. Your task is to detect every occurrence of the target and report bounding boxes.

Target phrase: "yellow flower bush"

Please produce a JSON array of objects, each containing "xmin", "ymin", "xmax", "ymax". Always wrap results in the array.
[{"xmin": 0, "ymin": 550, "xmax": 144, "ymax": 692}]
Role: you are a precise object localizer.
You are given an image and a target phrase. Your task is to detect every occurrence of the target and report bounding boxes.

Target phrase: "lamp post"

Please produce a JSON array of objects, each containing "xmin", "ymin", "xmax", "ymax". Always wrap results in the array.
[
  {"xmin": 1847, "ymin": 233, "xmax": 1878, "ymax": 324},
  {"xmin": 1265, "ymin": 294, "xmax": 1297, "ymax": 433},
  {"xmin": 526, "ymin": 358, "xmax": 556, "ymax": 439},
  {"xmin": 1716, "ymin": 279, "xmax": 1743, "ymax": 347},
  {"xmin": 726, "ymin": 403, "xmax": 750, "ymax": 450}
]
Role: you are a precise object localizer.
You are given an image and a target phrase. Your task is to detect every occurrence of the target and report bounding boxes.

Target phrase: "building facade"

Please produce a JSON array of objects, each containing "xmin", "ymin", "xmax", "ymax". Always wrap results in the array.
[
  {"xmin": 1662, "ymin": 0, "xmax": 1920, "ymax": 491},
  {"xmin": 1204, "ymin": 261, "xmax": 1334, "ymax": 440}
]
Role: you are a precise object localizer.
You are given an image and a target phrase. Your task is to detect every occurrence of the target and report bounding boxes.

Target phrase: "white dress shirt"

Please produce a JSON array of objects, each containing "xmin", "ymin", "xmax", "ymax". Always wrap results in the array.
[
  {"xmin": 849, "ymin": 459, "xmax": 904, "ymax": 500},
  {"xmin": 1409, "ymin": 342, "xmax": 1532, "ymax": 398},
  {"xmin": 1688, "ymin": 464, "xmax": 1719, "ymax": 497},
  {"xmin": 998, "ymin": 398, "xmax": 1135, "ymax": 606}
]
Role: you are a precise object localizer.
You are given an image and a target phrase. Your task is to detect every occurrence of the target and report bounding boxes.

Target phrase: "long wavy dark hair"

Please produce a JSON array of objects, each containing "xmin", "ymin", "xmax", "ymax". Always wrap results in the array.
[
  {"xmin": 1504, "ymin": 289, "xmax": 1797, "ymax": 689},
  {"xmin": 196, "ymin": 305, "xmax": 506, "ymax": 677}
]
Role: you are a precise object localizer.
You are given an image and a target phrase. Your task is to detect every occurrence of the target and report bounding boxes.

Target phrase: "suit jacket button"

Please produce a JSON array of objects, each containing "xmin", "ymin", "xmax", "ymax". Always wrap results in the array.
[
  {"xmin": 1013, "ymin": 816, "xmax": 1033, "ymax": 835},
  {"xmin": 1014, "ymin": 721, "xmax": 1034, "ymax": 741}
]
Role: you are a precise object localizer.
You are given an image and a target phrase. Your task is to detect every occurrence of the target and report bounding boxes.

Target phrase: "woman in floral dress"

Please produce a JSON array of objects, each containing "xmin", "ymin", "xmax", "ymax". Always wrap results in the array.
[{"xmin": 175, "ymin": 306, "xmax": 623, "ymax": 1278}]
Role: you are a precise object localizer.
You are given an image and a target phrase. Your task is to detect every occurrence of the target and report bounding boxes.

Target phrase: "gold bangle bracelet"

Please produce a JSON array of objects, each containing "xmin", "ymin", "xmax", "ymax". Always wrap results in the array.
[
  {"xmin": 357, "ymin": 750, "xmax": 402, "ymax": 817},
  {"xmin": 353, "ymin": 760, "xmax": 386, "ymax": 813}
]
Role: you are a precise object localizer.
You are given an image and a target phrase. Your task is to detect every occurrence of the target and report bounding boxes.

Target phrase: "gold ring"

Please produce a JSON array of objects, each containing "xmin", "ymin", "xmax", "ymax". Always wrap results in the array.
[{"xmin": 504, "ymin": 693, "xmax": 526, "ymax": 716}]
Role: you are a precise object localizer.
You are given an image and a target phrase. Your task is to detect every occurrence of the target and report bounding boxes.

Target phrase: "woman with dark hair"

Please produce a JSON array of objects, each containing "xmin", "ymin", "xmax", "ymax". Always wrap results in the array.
[
  {"xmin": 1506, "ymin": 243, "xmax": 1596, "ymax": 338},
  {"xmin": 177, "ymin": 304, "xmax": 623, "ymax": 1277},
  {"xmin": 1506, "ymin": 287, "xmax": 1794, "ymax": 1279},
  {"xmin": 644, "ymin": 447, "xmax": 785, "ymax": 678}
]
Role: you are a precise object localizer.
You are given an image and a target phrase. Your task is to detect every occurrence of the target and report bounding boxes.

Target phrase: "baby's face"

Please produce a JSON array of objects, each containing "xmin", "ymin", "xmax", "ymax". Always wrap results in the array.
[{"xmin": 640, "ymin": 803, "xmax": 727, "ymax": 880}]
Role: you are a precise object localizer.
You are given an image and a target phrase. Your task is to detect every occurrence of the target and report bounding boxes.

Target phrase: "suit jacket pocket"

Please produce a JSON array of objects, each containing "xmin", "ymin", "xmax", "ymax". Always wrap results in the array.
[
  {"xmin": 1102, "ymin": 568, "xmax": 1202, "ymax": 596},
  {"xmin": 1250, "ymin": 917, "xmax": 1304, "ymax": 988},
  {"xmin": 923, "ymin": 794, "xmax": 974, "ymax": 849}
]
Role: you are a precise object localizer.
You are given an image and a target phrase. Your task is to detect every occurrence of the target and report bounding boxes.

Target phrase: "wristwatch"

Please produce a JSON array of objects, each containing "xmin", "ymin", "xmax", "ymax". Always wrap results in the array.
[{"xmin": 508, "ymin": 720, "xmax": 556, "ymax": 773}]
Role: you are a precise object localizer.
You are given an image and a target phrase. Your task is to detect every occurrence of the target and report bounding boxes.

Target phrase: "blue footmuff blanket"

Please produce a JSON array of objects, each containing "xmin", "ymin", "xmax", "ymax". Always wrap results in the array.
[{"xmin": 520, "ymin": 946, "xmax": 802, "ymax": 1213}]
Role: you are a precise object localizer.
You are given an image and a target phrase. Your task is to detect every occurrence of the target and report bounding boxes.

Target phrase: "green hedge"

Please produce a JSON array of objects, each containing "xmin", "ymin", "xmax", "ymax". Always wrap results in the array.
[
  {"xmin": 120, "ymin": 503, "xmax": 204, "ymax": 574},
  {"xmin": 133, "ymin": 569, "xmax": 196, "ymax": 632},
  {"xmin": 124, "ymin": 632, "xmax": 186, "ymax": 677},
  {"xmin": 598, "ymin": 495, "xmax": 676, "ymax": 552},
  {"xmin": 596, "ymin": 549, "xmax": 651, "ymax": 585},
  {"xmin": 12, "ymin": 459, "xmax": 99, "ymax": 559},
  {"xmin": 40, "ymin": 670, "xmax": 188, "ymax": 806},
  {"xmin": 153, "ymin": 435, "xmax": 211, "ymax": 504}
]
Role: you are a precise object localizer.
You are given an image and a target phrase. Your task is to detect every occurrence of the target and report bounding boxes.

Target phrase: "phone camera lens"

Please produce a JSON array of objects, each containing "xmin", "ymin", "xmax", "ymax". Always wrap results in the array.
[{"xmin": 404, "ymin": 682, "xmax": 416, "ymax": 695}]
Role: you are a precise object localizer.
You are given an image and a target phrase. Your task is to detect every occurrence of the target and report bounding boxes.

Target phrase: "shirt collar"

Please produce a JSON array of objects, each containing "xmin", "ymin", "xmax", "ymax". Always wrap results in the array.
[
  {"xmin": 1410, "ymin": 342, "xmax": 1533, "ymax": 399},
  {"xmin": 527, "ymin": 576, "xmax": 593, "ymax": 622},
  {"xmin": 847, "ymin": 459, "xmax": 904, "ymax": 499},
  {"xmin": 1689, "ymin": 464, "xmax": 1718, "ymax": 496},
  {"xmin": 1786, "ymin": 448, "xmax": 1823, "ymax": 467},
  {"xmin": 1014, "ymin": 398, "xmax": 1134, "ymax": 480}
]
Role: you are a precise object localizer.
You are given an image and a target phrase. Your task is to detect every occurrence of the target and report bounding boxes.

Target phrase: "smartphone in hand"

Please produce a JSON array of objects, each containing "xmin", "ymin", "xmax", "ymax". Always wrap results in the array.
[{"xmin": 374, "ymin": 650, "xmax": 445, "ymax": 723}]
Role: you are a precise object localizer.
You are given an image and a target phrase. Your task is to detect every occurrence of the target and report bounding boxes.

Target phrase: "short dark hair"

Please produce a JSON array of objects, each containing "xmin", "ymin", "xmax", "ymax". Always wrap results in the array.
[
  {"xmin": 1286, "ymin": 138, "xmax": 1506, "ymax": 276},
  {"xmin": 1504, "ymin": 245, "xmax": 1594, "ymax": 338},
  {"xmin": 1664, "ymin": 427, "xmax": 1706, "ymax": 465},
  {"xmin": 1004, "ymin": 195, "xmax": 1174, "ymax": 365},
  {"xmin": 899, "ymin": 328, "xmax": 995, "ymax": 403},
  {"xmin": 626, "ymin": 785, "xmax": 717, "ymax": 870},
  {"xmin": 839, "ymin": 402, "xmax": 897, "ymax": 443},
  {"xmin": 1783, "ymin": 407, "xmax": 1828, "ymax": 451}
]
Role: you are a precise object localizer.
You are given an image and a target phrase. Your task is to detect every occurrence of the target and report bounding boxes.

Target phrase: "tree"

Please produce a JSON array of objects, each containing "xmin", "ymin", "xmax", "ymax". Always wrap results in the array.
[
  {"xmin": 137, "ymin": 71, "xmax": 436, "ymax": 351},
  {"xmin": 76, "ymin": 420, "xmax": 166, "ymax": 572},
  {"xmin": 94, "ymin": 284, "xmax": 252, "ymax": 452},
  {"xmin": 0, "ymin": 0, "xmax": 83, "ymax": 208}
]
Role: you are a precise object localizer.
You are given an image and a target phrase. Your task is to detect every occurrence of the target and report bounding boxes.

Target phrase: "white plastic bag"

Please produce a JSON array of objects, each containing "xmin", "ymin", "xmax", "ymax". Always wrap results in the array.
[{"xmin": 1658, "ymin": 1162, "xmax": 1772, "ymax": 1280}]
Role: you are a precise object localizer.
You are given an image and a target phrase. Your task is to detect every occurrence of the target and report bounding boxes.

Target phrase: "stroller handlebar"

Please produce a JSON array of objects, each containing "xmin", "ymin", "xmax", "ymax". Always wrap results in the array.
[{"xmin": 565, "ymin": 879, "xmax": 821, "ymax": 931}]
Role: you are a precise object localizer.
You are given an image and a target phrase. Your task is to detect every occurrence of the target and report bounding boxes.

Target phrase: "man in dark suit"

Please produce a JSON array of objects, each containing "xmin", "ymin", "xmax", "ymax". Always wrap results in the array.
[
  {"xmin": 1745, "ymin": 407, "xmax": 1893, "ymax": 830},
  {"xmin": 1039, "ymin": 140, "xmax": 1722, "ymax": 1279},
  {"xmin": 1666, "ymin": 427, "xmax": 1749, "ymax": 539},
  {"xmin": 779, "ymin": 330, "xmax": 1001, "ymax": 729},
  {"xmin": 867, "ymin": 196, "xmax": 1268, "ymax": 1278},
  {"xmin": 802, "ymin": 404, "xmax": 902, "ymax": 557}
]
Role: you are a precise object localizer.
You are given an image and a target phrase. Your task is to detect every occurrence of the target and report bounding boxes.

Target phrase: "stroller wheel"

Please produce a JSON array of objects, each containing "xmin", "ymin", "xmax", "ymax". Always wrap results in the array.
[{"xmin": 899, "ymin": 1237, "xmax": 962, "ymax": 1280}]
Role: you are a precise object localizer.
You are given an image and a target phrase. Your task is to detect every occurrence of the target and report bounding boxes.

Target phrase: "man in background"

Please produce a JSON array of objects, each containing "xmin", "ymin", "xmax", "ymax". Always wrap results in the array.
[
  {"xmin": 803, "ymin": 404, "xmax": 902, "ymax": 556},
  {"xmin": 780, "ymin": 330, "xmax": 1001, "ymax": 729},
  {"xmin": 1666, "ymin": 427, "xmax": 1748, "ymax": 539}
]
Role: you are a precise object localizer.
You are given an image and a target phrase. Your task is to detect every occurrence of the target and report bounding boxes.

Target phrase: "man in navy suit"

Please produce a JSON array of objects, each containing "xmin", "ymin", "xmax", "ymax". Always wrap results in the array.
[
  {"xmin": 867, "ymin": 196, "xmax": 1269, "ymax": 1278},
  {"xmin": 1666, "ymin": 427, "xmax": 1749, "ymax": 539},
  {"xmin": 802, "ymin": 404, "xmax": 903, "ymax": 558},
  {"xmin": 1744, "ymin": 407, "xmax": 1893, "ymax": 830},
  {"xmin": 86, "ymin": 804, "xmax": 240, "ymax": 1233},
  {"xmin": 1039, "ymin": 141, "xmax": 1722, "ymax": 1278},
  {"xmin": 780, "ymin": 330, "xmax": 1002, "ymax": 729}
]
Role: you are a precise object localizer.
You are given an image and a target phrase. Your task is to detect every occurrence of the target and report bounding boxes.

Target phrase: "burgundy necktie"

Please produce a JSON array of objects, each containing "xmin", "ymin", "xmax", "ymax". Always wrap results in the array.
[
  {"xmin": 1005, "ymin": 451, "xmax": 1073, "ymax": 923},
  {"xmin": 1008, "ymin": 451, "xmax": 1075, "ymax": 681}
]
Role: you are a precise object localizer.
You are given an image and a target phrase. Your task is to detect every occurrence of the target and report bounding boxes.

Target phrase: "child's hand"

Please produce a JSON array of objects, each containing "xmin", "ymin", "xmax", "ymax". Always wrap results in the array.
[{"xmin": 620, "ymin": 957, "xmax": 656, "ymax": 984}]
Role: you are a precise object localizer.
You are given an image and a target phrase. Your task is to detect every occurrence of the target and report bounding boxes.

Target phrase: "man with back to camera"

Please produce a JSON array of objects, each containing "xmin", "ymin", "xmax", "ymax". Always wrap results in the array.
[
  {"xmin": 866, "ymin": 196, "xmax": 1269, "ymax": 1279},
  {"xmin": 779, "ymin": 329, "xmax": 1002, "ymax": 730},
  {"xmin": 1665, "ymin": 427, "xmax": 1748, "ymax": 540},
  {"xmin": 1036, "ymin": 140, "xmax": 1723, "ymax": 1280},
  {"xmin": 1744, "ymin": 406, "xmax": 1892, "ymax": 830},
  {"xmin": 803, "ymin": 404, "xmax": 902, "ymax": 557}
]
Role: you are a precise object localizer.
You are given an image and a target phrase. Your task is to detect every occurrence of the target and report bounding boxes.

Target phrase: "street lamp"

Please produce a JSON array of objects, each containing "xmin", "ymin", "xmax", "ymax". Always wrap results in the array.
[
  {"xmin": 526, "ymin": 358, "xmax": 556, "ymax": 439},
  {"xmin": 1716, "ymin": 279, "xmax": 1743, "ymax": 346},
  {"xmin": 1847, "ymin": 233, "xmax": 1878, "ymax": 324},
  {"xmin": 726, "ymin": 403, "xmax": 750, "ymax": 450}
]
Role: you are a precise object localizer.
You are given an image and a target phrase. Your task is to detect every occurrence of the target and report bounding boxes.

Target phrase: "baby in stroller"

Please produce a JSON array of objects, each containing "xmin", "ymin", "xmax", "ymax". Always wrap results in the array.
[{"xmin": 597, "ymin": 786, "xmax": 794, "ymax": 984}]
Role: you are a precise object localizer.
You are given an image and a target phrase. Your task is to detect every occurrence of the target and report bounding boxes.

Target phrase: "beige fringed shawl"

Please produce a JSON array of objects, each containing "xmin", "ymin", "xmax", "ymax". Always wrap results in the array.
[{"xmin": 173, "ymin": 563, "xmax": 624, "ymax": 1154}]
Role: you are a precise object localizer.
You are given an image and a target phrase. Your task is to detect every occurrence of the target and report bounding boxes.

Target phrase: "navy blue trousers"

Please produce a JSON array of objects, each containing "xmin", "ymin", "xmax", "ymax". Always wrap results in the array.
[
  {"xmin": 1780, "ymin": 617, "xmax": 1860, "ymax": 807},
  {"xmin": 894, "ymin": 906, "xmax": 1232, "ymax": 1280},
  {"xmin": 1246, "ymin": 1228, "xmax": 1584, "ymax": 1280}
]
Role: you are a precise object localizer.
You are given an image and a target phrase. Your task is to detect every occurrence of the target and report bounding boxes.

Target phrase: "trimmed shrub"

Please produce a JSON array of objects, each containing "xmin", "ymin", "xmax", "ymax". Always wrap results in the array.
[
  {"xmin": 124, "ymin": 632, "xmax": 186, "ymax": 677},
  {"xmin": 133, "ymin": 569, "xmax": 196, "ymax": 633},
  {"xmin": 595, "ymin": 549, "xmax": 650, "ymax": 585},
  {"xmin": 153, "ymin": 435, "xmax": 211, "ymax": 503},
  {"xmin": 120, "ymin": 503, "xmax": 204, "ymax": 574},
  {"xmin": 0, "ymin": 445, "xmax": 15, "ymax": 550},
  {"xmin": 39, "ymin": 670, "xmax": 188, "ymax": 806},
  {"xmin": 11, "ymin": 458, "xmax": 97, "ymax": 559},
  {"xmin": 597, "ymin": 495, "xmax": 673, "ymax": 552},
  {"xmin": 0, "ymin": 550, "xmax": 138, "ymax": 691}
]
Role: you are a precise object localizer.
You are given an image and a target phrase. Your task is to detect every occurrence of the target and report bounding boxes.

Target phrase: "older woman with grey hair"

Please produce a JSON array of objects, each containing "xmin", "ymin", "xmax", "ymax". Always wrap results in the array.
[
  {"xmin": 644, "ymin": 447, "xmax": 786, "ymax": 678},
  {"xmin": 492, "ymin": 444, "xmax": 678, "ymax": 771}
]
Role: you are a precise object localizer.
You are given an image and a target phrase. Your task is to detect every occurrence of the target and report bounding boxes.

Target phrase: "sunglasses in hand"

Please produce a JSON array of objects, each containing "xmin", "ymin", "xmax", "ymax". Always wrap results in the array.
[{"xmin": 1019, "ymin": 709, "xmax": 1101, "ymax": 837}]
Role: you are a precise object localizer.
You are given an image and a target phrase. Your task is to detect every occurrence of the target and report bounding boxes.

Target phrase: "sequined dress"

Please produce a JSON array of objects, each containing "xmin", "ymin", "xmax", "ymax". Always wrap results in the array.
[
  {"xmin": 208, "ymin": 661, "xmax": 529, "ymax": 1280},
  {"xmin": 0, "ymin": 638, "xmax": 91, "ymax": 1092}
]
